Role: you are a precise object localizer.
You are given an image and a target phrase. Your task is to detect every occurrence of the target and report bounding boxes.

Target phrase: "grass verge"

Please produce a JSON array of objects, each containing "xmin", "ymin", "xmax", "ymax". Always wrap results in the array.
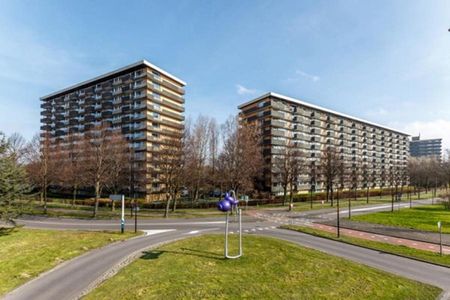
[
  {"xmin": 352, "ymin": 204, "xmax": 450, "ymax": 233},
  {"xmin": 25, "ymin": 201, "xmax": 223, "ymax": 219},
  {"xmin": 282, "ymin": 225, "xmax": 450, "ymax": 267},
  {"xmin": 0, "ymin": 227, "xmax": 140, "ymax": 296},
  {"xmin": 86, "ymin": 234, "xmax": 440, "ymax": 300}
]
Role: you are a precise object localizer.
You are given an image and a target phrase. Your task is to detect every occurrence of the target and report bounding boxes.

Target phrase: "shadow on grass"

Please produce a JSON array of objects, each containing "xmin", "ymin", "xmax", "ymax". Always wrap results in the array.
[
  {"xmin": 140, "ymin": 248, "xmax": 225, "ymax": 261},
  {"xmin": 0, "ymin": 227, "xmax": 17, "ymax": 236}
]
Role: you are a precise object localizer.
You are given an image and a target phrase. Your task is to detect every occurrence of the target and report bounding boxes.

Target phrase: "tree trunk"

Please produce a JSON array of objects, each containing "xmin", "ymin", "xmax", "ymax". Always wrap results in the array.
[
  {"xmin": 43, "ymin": 182, "xmax": 48, "ymax": 214},
  {"xmin": 72, "ymin": 185, "xmax": 77, "ymax": 208},
  {"xmin": 283, "ymin": 186, "xmax": 287, "ymax": 206},
  {"xmin": 330, "ymin": 185, "xmax": 334, "ymax": 206},
  {"xmin": 93, "ymin": 181, "xmax": 100, "ymax": 218},
  {"xmin": 172, "ymin": 191, "xmax": 178, "ymax": 212},
  {"xmin": 289, "ymin": 185, "xmax": 294, "ymax": 211},
  {"xmin": 366, "ymin": 186, "xmax": 369, "ymax": 204},
  {"xmin": 164, "ymin": 194, "xmax": 171, "ymax": 218}
]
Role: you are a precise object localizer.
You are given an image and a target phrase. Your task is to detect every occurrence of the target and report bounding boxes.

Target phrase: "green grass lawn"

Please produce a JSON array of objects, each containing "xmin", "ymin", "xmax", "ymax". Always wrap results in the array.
[
  {"xmin": 0, "ymin": 228, "xmax": 139, "ymax": 296},
  {"xmin": 86, "ymin": 235, "xmax": 441, "ymax": 300},
  {"xmin": 252, "ymin": 191, "xmax": 435, "ymax": 213},
  {"xmin": 352, "ymin": 204, "xmax": 450, "ymax": 233},
  {"xmin": 25, "ymin": 200, "xmax": 223, "ymax": 219},
  {"xmin": 282, "ymin": 225, "xmax": 450, "ymax": 267}
]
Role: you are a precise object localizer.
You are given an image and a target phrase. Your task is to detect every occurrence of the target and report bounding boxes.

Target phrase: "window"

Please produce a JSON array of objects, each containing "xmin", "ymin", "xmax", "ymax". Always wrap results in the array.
[{"xmin": 152, "ymin": 112, "xmax": 160, "ymax": 119}]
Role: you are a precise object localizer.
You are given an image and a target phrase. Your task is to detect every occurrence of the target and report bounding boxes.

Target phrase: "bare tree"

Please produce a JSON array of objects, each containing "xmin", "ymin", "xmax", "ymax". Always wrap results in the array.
[
  {"xmin": 159, "ymin": 136, "xmax": 184, "ymax": 218},
  {"xmin": 319, "ymin": 146, "xmax": 341, "ymax": 207},
  {"xmin": 207, "ymin": 118, "xmax": 220, "ymax": 195},
  {"xmin": 219, "ymin": 116, "xmax": 263, "ymax": 197},
  {"xmin": 7, "ymin": 133, "xmax": 27, "ymax": 163},
  {"xmin": 184, "ymin": 116, "xmax": 211, "ymax": 202},
  {"xmin": 24, "ymin": 133, "xmax": 58, "ymax": 213},
  {"xmin": 273, "ymin": 141, "xmax": 305, "ymax": 208},
  {"xmin": 59, "ymin": 134, "xmax": 84, "ymax": 207},
  {"xmin": 80, "ymin": 126, "xmax": 129, "ymax": 217},
  {"xmin": 104, "ymin": 135, "xmax": 131, "ymax": 211}
]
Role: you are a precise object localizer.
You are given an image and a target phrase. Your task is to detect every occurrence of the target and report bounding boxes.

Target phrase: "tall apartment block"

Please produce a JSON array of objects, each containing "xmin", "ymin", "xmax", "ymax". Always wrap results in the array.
[
  {"xmin": 40, "ymin": 60, "xmax": 186, "ymax": 200},
  {"xmin": 238, "ymin": 92, "xmax": 409, "ymax": 194},
  {"xmin": 410, "ymin": 136, "xmax": 442, "ymax": 159}
]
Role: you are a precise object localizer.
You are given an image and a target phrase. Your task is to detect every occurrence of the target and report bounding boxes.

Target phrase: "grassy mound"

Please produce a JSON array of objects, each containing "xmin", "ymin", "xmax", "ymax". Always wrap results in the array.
[
  {"xmin": 352, "ymin": 204, "xmax": 450, "ymax": 233},
  {"xmin": 86, "ymin": 234, "xmax": 440, "ymax": 300},
  {"xmin": 0, "ymin": 228, "xmax": 138, "ymax": 295}
]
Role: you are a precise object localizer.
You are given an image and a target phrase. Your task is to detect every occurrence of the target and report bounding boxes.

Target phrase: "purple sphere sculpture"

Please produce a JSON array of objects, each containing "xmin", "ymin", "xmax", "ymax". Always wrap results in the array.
[{"xmin": 217, "ymin": 199, "xmax": 232, "ymax": 212}]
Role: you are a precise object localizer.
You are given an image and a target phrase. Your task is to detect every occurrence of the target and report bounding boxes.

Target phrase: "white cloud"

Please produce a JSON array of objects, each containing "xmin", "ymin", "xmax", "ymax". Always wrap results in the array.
[
  {"xmin": 395, "ymin": 119, "xmax": 450, "ymax": 151},
  {"xmin": 284, "ymin": 69, "xmax": 320, "ymax": 83},
  {"xmin": 295, "ymin": 69, "xmax": 320, "ymax": 82},
  {"xmin": 236, "ymin": 84, "xmax": 258, "ymax": 95}
]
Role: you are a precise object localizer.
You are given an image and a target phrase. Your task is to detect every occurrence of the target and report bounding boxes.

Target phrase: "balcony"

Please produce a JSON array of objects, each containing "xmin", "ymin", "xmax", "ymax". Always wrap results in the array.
[
  {"xmin": 133, "ymin": 92, "xmax": 146, "ymax": 99},
  {"xmin": 113, "ymin": 78, "xmax": 122, "ymax": 85},
  {"xmin": 133, "ymin": 81, "xmax": 147, "ymax": 89},
  {"xmin": 134, "ymin": 71, "xmax": 146, "ymax": 79},
  {"xmin": 160, "ymin": 89, "xmax": 184, "ymax": 103},
  {"xmin": 161, "ymin": 79, "xmax": 185, "ymax": 95},
  {"xmin": 161, "ymin": 109, "xmax": 184, "ymax": 121},
  {"xmin": 112, "ymin": 89, "xmax": 122, "ymax": 95},
  {"xmin": 271, "ymin": 129, "xmax": 286, "ymax": 137}
]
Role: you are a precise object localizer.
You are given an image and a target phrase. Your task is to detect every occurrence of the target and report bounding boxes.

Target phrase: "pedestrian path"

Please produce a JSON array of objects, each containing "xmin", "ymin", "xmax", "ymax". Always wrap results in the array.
[
  {"xmin": 247, "ymin": 209, "xmax": 450, "ymax": 255},
  {"xmin": 312, "ymin": 223, "xmax": 450, "ymax": 255}
]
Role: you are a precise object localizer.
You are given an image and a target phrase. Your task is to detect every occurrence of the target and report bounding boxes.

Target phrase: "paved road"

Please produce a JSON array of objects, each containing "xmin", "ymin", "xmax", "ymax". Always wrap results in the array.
[
  {"xmin": 3, "ymin": 228, "xmax": 216, "ymax": 300},
  {"xmin": 262, "ymin": 228, "xmax": 450, "ymax": 292},
  {"xmin": 4, "ymin": 201, "xmax": 449, "ymax": 300}
]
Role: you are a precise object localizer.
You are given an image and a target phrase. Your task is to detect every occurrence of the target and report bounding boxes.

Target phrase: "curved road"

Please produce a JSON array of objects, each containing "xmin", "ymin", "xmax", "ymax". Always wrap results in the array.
[{"xmin": 4, "ymin": 202, "xmax": 450, "ymax": 300}]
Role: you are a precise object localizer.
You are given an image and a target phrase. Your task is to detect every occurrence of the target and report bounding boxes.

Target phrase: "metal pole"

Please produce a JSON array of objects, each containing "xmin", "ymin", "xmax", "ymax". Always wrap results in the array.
[
  {"xmin": 239, "ymin": 209, "xmax": 242, "ymax": 256},
  {"xmin": 337, "ymin": 197, "xmax": 340, "ymax": 238},
  {"xmin": 348, "ymin": 197, "xmax": 351, "ymax": 219},
  {"xmin": 225, "ymin": 212, "xmax": 229, "ymax": 257},
  {"xmin": 121, "ymin": 195, "xmax": 125, "ymax": 233},
  {"xmin": 134, "ymin": 203, "xmax": 137, "ymax": 233},
  {"xmin": 440, "ymin": 225, "xmax": 443, "ymax": 256}
]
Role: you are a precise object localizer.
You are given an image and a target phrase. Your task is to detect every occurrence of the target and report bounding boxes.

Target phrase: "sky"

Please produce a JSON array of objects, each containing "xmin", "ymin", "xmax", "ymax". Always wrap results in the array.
[{"xmin": 0, "ymin": 0, "xmax": 450, "ymax": 149}]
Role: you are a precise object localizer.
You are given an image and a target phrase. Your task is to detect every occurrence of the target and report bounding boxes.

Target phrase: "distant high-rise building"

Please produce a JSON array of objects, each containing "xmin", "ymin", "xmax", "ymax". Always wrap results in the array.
[
  {"xmin": 40, "ymin": 60, "xmax": 186, "ymax": 200},
  {"xmin": 238, "ymin": 92, "xmax": 410, "ymax": 194},
  {"xmin": 410, "ymin": 136, "xmax": 442, "ymax": 159}
]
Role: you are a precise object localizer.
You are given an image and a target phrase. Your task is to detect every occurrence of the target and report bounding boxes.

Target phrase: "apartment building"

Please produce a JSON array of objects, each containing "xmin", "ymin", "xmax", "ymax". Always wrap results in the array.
[
  {"xmin": 410, "ymin": 136, "xmax": 442, "ymax": 159},
  {"xmin": 40, "ymin": 60, "xmax": 186, "ymax": 200},
  {"xmin": 238, "ymin": 92, "xmax": 409, "ymax": 194}
]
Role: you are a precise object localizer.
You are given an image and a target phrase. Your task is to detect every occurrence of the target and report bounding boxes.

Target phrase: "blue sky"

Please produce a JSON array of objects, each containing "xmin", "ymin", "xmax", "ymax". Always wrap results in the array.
[{"xmin": 1, "ymin": 0, "xmax": 450, "ymax": 149}]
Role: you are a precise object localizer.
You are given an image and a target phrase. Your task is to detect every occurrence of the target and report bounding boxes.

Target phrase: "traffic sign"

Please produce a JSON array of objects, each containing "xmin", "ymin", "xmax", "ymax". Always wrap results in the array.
[{"xmin": 109, "ymin": 194, "xmax": 122, "ymax": 201}]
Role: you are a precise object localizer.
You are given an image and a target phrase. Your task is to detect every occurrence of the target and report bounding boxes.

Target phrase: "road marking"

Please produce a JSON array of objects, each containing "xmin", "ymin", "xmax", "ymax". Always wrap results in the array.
[
  {"xmin": 142, "ymin": 229, "xmax": 175, "ymax": 236},
  {"xmin": 187, "ymin": 230, "xmax": 199, "ymax": 234}
]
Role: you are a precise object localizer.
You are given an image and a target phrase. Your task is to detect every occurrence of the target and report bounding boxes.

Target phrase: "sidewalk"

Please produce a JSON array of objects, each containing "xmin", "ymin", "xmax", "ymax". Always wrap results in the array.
[
  {"xmin": 320, "ymin": 218, "xmax": 450, "ymax": 246},
  {"xmin": 312, "ymin": 223, "xmax": 450, "ymax": 255}
]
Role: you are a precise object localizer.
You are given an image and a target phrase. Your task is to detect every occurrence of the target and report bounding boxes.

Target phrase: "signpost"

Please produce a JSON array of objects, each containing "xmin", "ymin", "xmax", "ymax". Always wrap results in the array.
[
  {"xmin": 133, "ymin": 203, "xmax": 139, "ymax": 233},
  {"xmin": 438, "ymin": 221, "xmax": 443, "ymax": 256},
  {"xmin": 110, "ymin": 194, "xmax": 125, "ymax": 233}
]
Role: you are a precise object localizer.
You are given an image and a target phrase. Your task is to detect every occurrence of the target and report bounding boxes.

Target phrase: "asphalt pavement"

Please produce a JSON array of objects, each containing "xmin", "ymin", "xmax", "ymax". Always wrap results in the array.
[{"xmin": 3, "ymin": 200, "xmax": 449, "ymax": 300}]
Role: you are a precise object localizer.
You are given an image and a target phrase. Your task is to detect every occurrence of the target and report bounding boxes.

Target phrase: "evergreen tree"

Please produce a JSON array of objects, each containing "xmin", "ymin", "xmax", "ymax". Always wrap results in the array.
[{"xmin": 0, "ymin": 132, "xmax": 29, "ymax": 226}]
